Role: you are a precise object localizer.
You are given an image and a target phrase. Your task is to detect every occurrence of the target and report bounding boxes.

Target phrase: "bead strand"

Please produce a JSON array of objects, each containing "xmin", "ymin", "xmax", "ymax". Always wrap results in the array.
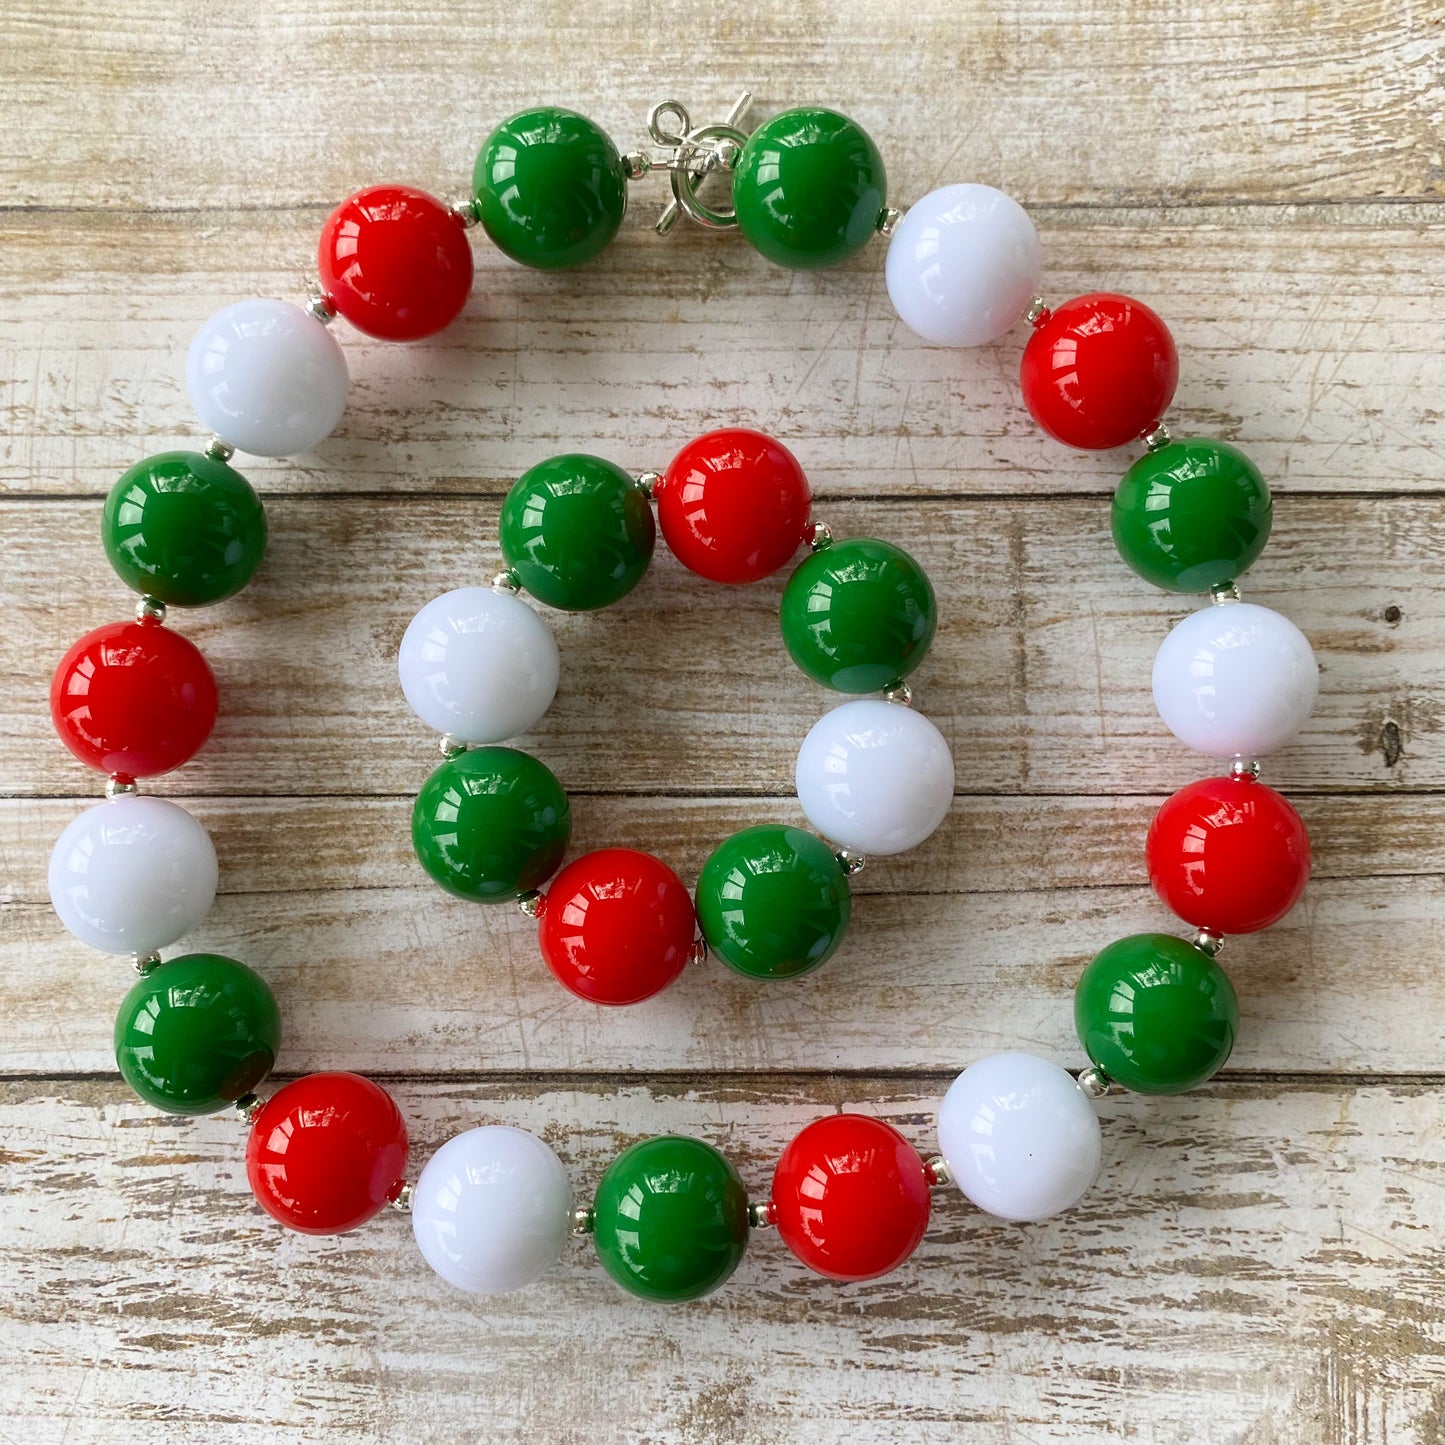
[{"xmin": 38, "ymin": 88, "xmax": 1322, "ymax": 1304}]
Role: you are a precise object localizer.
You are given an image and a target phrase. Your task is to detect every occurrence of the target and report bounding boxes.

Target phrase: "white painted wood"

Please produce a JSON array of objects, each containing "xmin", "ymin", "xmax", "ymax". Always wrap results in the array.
[
  {"xmin": 0, "ymin": 497, "xmax": 1432, "ymax": 797},
  {"xmin": 2, "ymin": 208, "xmax": 1442, "ymax": 501},
  {"xmin": 3, "ymin": 1080, "xmax": 1444, "ymax": 1444},
  {"xmin": 2, "ymin": 0, "xmax": 1442, "ymax": 1437}
]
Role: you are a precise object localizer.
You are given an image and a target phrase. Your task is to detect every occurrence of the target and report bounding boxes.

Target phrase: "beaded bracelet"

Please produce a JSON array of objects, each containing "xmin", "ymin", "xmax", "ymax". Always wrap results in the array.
[{"xmin": 45, "ymin": 93, "xmax": 1319, "ymax": 1300}]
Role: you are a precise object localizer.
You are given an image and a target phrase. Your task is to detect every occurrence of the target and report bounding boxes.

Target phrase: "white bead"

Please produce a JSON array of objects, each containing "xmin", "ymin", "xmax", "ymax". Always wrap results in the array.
[
  {"xmin": 794, "ymin": 699, "xmax": 954, "ymax": 855},
  {"xmin": 185, "ymin": 299, "xmax": 349, "ymax": 457},
  {"xmin": 48, "ymin": 796, "xmax": 218, "ymax": 954},
  {"xmin": 398, "ymin": 587, "xmax": 560, "ymax": 745},
  {"xmin": 937, "ymin": 1052, "xmax": 1101, "ymax": 1222},
  {"xmin": 1152, "ymin": 602, "xmax": 1319, "ymax": 760},
  {"xmin": 411, "ymin": 1126, "xmax": 571, "ymax": 1295},
  {"xmin": 885, "ymin": 184, "xmax": 1043, "ymax": 347}
]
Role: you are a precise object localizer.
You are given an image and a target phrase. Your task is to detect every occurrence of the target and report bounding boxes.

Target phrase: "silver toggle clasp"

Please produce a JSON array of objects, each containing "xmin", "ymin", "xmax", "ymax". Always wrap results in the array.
[{"xmin": 646, "ymin": 92, "xmax": 753, "ymax": 234}]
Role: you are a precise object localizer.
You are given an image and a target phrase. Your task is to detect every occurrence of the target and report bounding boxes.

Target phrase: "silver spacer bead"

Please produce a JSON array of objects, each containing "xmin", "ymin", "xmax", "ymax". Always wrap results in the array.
[
  {"xmin": 1076, "ymin": 1065, "xmax": 1122, "ymax": 1099},
  {"xmin": 621, "ymin": 149, "xmax": 652, "ymax": 181},
  {"xmin": 1210, "ymin": 580, "xmax": 1242, "ymax": 605},
  {"xmin": 748, "ymin": 1200, "xmax": 776, "ymax": 1229},
  {"xmin": 517, "ymin": 889, "xmax": 545, "ymax": 919},
  {"xmin": 203, "ymin": 435, "xmax": 236, "ymax": 462},
  {"xmin": 491, "ymin": 567, "xmax": 522, "ymax": 595},
  {"xmin": 448, "ymin": 196, "xmax": 480, "ymax": 228},
  {"xmin": 135, "ymin": 595, "xmax": 167, "ymax": 625},
  {"xmin": 233, "ymin": 1092, "xmax": 262, "ymax": 1123},
  {"xmin": 105, "ymin": 775, "xmax": 138, "ymax": 800},
  {"xmin": 1229, "ymin": 756, "xmax": 1262, "ymax": 781},
  {"xmin": 570, "ymin": 1206, "xmax": 594, "ymax": 1237},
  {"xmin": 882, "ymin": 681, "xmax": 913, "ymax": 707},
  {"xmin": 835, "ymin": 849, "xmax": 867, "ymax": 877},
  {"xmin": 687, "ymin": 936, "xmax": 709, "ymax": 967},
  {"xmin": 635, "ymin": 470, "xmax": 662, "ymax": 500},
  {"xmin": 1143, "ymin": 423, "xmax": 1173, "ymax": 453},
  {"xmin": 1025, "ymin": 295, "xmax": 1051, "ymax": 328},
  {"xmin": 875, "ymin": 206, "xmax": 903, "ymax": 237},
  {"xmin": 923, "ymin": 1154, "xmax": 953, "ymax": 1189},
  {"xmin": 389, "ymin": 1182, "xmax": 414, "ymax": 1213},
  {"xmin": 131, "ymin": 950, "xmax": 161, "ymax": 976},
  {"xmin": 304, "ymin": 281, "xmax": 337, "ymax": 324},
  {"xmin": 438, "ymin": 733, "xmax": 467, "ymax": 759},
  {"xmin": 1190, "ymin": 927, "xmax": 1225, "ymax": 957},
  {"xmin": 805, "ymin": 521, "xmax": 833, "ymax": 552}
]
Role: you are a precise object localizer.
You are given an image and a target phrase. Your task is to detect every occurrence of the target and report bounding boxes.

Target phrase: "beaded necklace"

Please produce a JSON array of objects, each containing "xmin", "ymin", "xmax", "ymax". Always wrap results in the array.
[{"xmin": 46, "ymin": 94, "xmax": 1315, "ymax": 1299}]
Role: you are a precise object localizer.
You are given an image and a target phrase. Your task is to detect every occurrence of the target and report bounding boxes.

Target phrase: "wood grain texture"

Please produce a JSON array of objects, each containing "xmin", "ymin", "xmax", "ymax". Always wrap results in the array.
[
  {"xmin": 4, "ymin": 0, "xmax": 1441, "ymax": 209},
  {"xmin": 0, "ymin": 496, "xmax": 1435, "ymax": 797},
  {"xmin": 3, "ymin": 207, "xmax": 1444, "ymax": 499},
  {"xmin": 3, "ymin": 0, "xmax": 1444, "ymax": 1438},
  {"xmin": 4, "ymin": 1079, "xmax": 1445, "ymax": 1445}
]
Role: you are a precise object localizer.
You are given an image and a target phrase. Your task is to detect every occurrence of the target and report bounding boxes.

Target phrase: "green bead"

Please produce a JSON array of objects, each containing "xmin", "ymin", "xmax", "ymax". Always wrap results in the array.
[
  {"xmin": 101, "ymin": 450, "xmax": 267, "ymax": 606},
  {"xmin": 779, "ymin": 537, "xmax": 937, "ymax": 692},
  {"xmin": 1074, "ymin": 933, "xmax": 1239, "ymax": 1095},
  {"xmin": 1111, "ymin": 439, "xmax": 1272, "ymax": 593},
  {"xmin": 695, "ymin": 825, "xmax": 851, "ymax": 980},
  {"xmin": 591, "ymin": 1136, "xmax": 749, "ymax": 1302},
  {"xmin": 499, "ymin": 454, "xmax": 655, "ymax": 611},
  {"xmin": 732, "ymin": 107, "xmax": 887, "ymax": 269},
  {"xmin": 473, "ymin": 108, "xmax": 627, "ymax": 270},
  {"xmin": 114, "ymin": 954, "xmax": 280, "ymax": 1115},
  {"xmin": 411, "ymin": 747, "xmax": 570, "ymax": 902}
]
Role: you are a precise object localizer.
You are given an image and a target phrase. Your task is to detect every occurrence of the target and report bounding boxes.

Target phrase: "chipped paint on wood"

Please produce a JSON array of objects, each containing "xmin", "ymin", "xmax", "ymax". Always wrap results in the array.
[{"xmin": 2, "ymin": 0, "xmax": 1443, "ymax": 1438}]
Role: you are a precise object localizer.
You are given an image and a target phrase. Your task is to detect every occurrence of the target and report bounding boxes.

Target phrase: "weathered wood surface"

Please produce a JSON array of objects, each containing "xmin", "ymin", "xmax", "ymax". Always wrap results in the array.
[
  {"xmin": 1, "ymin": 496, "xmax": 1437, "ymax": 796},
  {"xmin": 4, "ymin": 207, "xmax": 1444, "ymax": 500},
  {"xmin": 3, "ymin": 0, "xmax": 1444, "ymax": 1439},
  {"xmin": 5, "ymin": 1079, "xmax": 1445, "ymax": 1445}
]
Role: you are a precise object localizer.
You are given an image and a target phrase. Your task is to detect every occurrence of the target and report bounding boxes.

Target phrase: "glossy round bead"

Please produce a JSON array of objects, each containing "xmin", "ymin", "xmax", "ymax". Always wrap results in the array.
[
  {"xmin": 780, "ymin": 537, "xmax": 937, "ymax": 692},
  {"xmin": 592, "ymin": 1136, "xmax": 749, "ymax": 1301},
  {"xmin": 472, "ymin": 107, "xmax": 627, "ymax": 270},
  {"xmin": 1112, "ymin": 439, "xmax": 1272, "ymax": 592},
  {"xmin": 411, "ymin": 747, "xmax": 570, "ymax": 903},
  {"xmin": 101, "ymin": 450, "xmax": 267, "ymax": 606},
  {"xmin": 48, "ymin": 795, "xmax": 218, "ymax": 955},
  {"xmin": 114, "ymin": 953, "xmax": 280, "ymax": 1115},
  {"xmin": 1020, "ymin": 293, "xmax": 1179, "ymax": 450},
  {"xmin": 246, "ymin": 1072, "xmax": 408, "ymax": 1235},
  {"xmin": 655, "ymin": 428, "xmax": 811, "ymax": 584},
  {"xmin": 937, "ymin": 1052, "xmax": 1102, "ymax": 1222},
  {"xmin": 695, "ymin": 825, "xmax": 851, "ymax": 980},
  {"xmin": 795, "ymin": 700, "xmax": 954, "ymax": 855},
  {"xmin": 50, "ymin": 620, "xmax": 218, "ymax": 777},
  {"xmin": 398, "ymin": 587, "xmax": 559, "ymax": 745},
  {"xmin": 732, "ymin": 107, "xmax": 887, "ymax": 270},
  {"xmin": 184, "ymin": 299, "xmax": 349, "ymax": 456},
  {"xmin": 1075, "ymin": 934, "xmax": 1239, "ymax": 1094},
  {"xmin": 498, "ymin": 454, "xmax": 655, "ymax": 611},
  {"xmin": 411, "ymin": 1126, "xmax": 572, "ymax": 1295},
  {"xmin": 317, "ymin": 185, "xmax": 473, "ymax": 341},
  {"xmin": 538, "ymin": 848, "xmax": 695, "ymax": 1006},
  {"xmin": 771, "ymin": 1114, "xmax": 931, "ymax": 1281},
  {"xmin": 1146, "ymin": 775, "xmax": 1311, "ymax": 934},
  {"xmin": 1152, "ymin": 603, "xmax": 1319, "ymax": 759},
  {"xmin": 885, "ymin": 184, "xmax": 1042, "ymax": 347}
]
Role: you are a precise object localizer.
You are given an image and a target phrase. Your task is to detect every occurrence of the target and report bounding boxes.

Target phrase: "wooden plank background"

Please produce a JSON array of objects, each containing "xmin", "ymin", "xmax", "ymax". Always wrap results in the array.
[{"xmin": 2, "ymin": 0, "xmax": 1443, "ymax": 1439}]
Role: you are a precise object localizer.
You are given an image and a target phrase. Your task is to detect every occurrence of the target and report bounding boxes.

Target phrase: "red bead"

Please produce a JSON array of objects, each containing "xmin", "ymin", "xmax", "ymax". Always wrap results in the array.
[
  {"xmin": 246, "ymin": 1072, "xmax": 408, "ymax": 1234},
  {"xmin": 655, "ymin": 428, "xmax": 812, "ymax": 584},
  {"xmin": 50, "ymin": 619, "xmax": 217, "ymax": 778},
  {"xmin": 771, "ymin": 1114, "xmax": 931, "ymax": 1282},
  {"xmin": 1146, "ymin": 775, "xmax": 1311, "ymax": 935},
  {"xmin": 1019, "ymin": 292, "xmax": 1179, "ymax": 450},
  {"xmin": 317, "ymin": 185, "xmax": 474, "ymax": 341},
  {"xmin": 537, "ymin": 848, "xmax": 695, "ymax": 1005}
]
